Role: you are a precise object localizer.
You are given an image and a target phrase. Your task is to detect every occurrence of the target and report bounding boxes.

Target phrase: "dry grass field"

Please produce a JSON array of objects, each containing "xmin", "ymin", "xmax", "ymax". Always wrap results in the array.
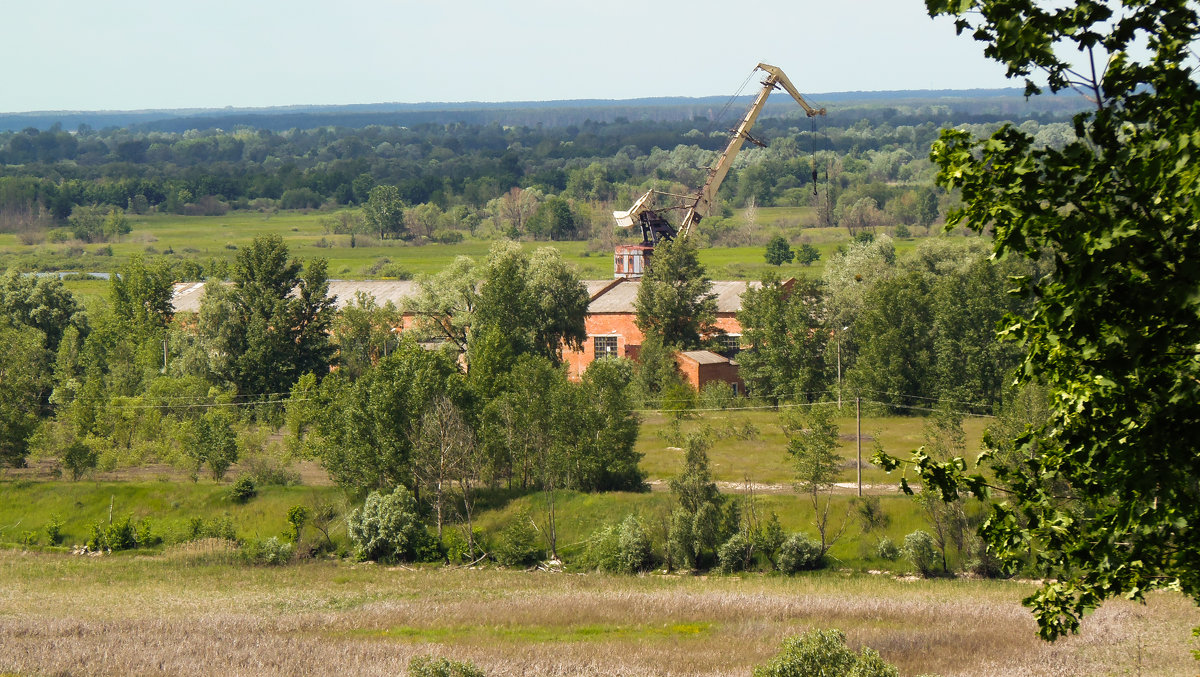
[{"xmin": 1, "ymin": 549, "xmax": 1196, "ymax": 676}]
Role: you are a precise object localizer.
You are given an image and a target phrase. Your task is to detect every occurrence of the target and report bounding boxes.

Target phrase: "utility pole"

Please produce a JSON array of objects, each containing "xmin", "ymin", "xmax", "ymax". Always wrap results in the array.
[{"xmin": 856, "ymin": 396, "xmax": 862, "ymax": 497}]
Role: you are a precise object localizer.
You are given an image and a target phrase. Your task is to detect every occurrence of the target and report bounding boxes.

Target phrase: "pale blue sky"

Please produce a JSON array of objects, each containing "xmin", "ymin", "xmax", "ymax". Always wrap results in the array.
[{"xmin": 2, "ymin": 1, "xmax": 1015, "ymax": 113}]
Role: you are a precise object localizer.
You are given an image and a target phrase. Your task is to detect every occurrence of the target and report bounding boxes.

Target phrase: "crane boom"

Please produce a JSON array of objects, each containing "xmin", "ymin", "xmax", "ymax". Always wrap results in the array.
[
  {"xmin": 678, "ymin": 63, "xmax": 825, "ymax": 236},
  {"xmin": 612, "ymin": 63, "xmax": 824, "ymax": 245}
]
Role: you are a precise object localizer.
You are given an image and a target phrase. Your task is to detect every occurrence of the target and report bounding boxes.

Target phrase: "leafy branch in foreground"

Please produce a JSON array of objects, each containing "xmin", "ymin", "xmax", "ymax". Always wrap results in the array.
[{"xmin": 879, "ymin": 0, "xmax": 1200, "ymax": 640}]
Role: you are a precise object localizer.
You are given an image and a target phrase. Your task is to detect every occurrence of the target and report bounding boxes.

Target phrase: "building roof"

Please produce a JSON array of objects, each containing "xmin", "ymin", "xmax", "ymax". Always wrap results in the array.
[
  {"xmin": 585, "ymin": 279, "xmax": 766, "ymax": 314},
  {"xmin": 677, "ymin": 350, "xmax": 730, "ymax": 365},
  {"xmin": 173, "ymin": 277, "xmax": 773, "ymax": 315},
  {"xmin": 171, "ymin": 279, "xmax": 423, "ymax": 314}
]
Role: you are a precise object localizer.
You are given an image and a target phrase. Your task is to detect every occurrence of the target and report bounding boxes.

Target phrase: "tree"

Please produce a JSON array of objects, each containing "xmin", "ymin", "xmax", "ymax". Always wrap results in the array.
[
  {"xmin": 526, "ymin": 196, "xmax": 577, "ymax": 240},
  {"xmin": 332, "ymin": 291, "xmax": 401, "ymax": 380},
  {"xmin": 304, "ymin": 338, "xmax": 467, "ymax": 492},
  {"xmin": 795, "ymin": 243, "xmax": 820, "ymax": 266},
  {"xmin": 883, "ymin": 0, "xmax": 1200, "ymax": 640},
  {"xmin": 363, "ymin": 185, "xmax": 405, "ymax": 240},
  {"xmin": 764, "ymin": 235, "xmax": 794, "ymax": 266},
  {"xmin": 737, "ymin": 275, "xmax": 827, "ymax": 402},
  {"xmin": 0, "ymin": 269, "xmax": 88, "ymax": 355},
  {"xmin": 0, "ymin": 322, "xmax": 49, "ymax": 467},
  {"xmin": 412, "ymin": 396, "xmax": 476, "ymax": 541},
  {"xmin": 110, "ymin": 254, "xmax": 174, "ymax": 342},
  {"xmin": 469, "ymin": 242, "xmax": 588, "ymax": 369},
  {"xmin": 634, "ymin": 237, "xmax": 717, "ymax": 349},
  {"xmin": 184, "ymin": 408, "xmax": 238, "ymax": 481},
  {"xmin": 197, "ymin": 235, "xmax": 335, "ymax": 397},
  {"xmin": 784, "ymin": 403, "xmax": 847, "ymax": 557},
  {"xmin": 101, "ymin": 208, "xmax": 131, "ymax": 241}
]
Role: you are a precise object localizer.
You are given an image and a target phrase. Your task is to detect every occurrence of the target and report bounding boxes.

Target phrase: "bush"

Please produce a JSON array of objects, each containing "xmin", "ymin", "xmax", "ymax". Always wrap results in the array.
[
  {"xmin": 876, "ymin": 537, "xmax": 900, "ymax": 561},
  {"xmin": 717, "ymin": 531, "xmax": 755, "ymax": 573},
  {"xmin": 347, "ymin": 486, "xmax": 434, "ymax": 563},
  {"xmin": 777, "ymin": 533, "xmax": 824, "ymax": 573},
  {"xmin": 493, "ymin": 512, "xmax": 542, "ymax": 567},
  {"xmin": 752, "ymin": 628, "xmax": 899, "ymax": 677},
  {"xmin": 585, "ymin": 523, "xmax": 621, "ymax": 572},
  {"xmin": 616, "ymin": 514, "xmax": 653, "ymax": 573},
  {"xmin": 431, "ymin": 228, "xmax": 464, "ymax": 244},
  {"xmin": 903, "ymin": 530, "xmax": 939, "ymax": 576},
  {"xmin": 45, "ymin": 515, "xmax": 64, "ymax": 545},
  {"xmin": 240, "ymin": 536, "xmax": 294, "ymax": 565},
  {"xmin": 187, "ymin": 514, "xmax": 237, "ymax": 542},
  {"xmin": 443, "ymin": 527, "xmax": 483, "ymax": 564},
  {"xmin": 229, "ymin": 475, "xmax": 257, "ymax": 503},
  {"xmin": 407, "ymin": 655, "xmax": 485, "ymax": 677}
]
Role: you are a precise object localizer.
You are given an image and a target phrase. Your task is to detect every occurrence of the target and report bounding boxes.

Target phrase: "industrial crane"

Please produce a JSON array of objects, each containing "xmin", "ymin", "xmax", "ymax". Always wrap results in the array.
[{"xmin": 612, "ymin": 63, "xmax": 825, "ymax": 278}]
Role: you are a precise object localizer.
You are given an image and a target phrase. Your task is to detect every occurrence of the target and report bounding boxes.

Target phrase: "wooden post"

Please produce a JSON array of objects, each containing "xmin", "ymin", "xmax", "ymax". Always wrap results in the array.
[{"xmin": 856, "ymin": 397, "xmax": 862, "ymax": 497}]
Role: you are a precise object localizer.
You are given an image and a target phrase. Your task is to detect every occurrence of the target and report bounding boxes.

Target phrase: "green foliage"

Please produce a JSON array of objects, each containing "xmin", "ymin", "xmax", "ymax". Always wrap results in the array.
[
  {"xmin": 717, "ymin": 531, "xmax": 754, "ymax": 573},
  {"xmin": 737, "ymin": 275, "xmax": 827, "ymax": 402},
  {"xmin": 347, "ymin": 486, "xmax": 434, "ymax": 564},
  {"xmin": 187, "ymin": 515, "xmax": 237, "ymax": 541},
  {"xmin": 876, "ymin": 537, "xmax": 900, "ymax": 561},
  {"xmin": 616, "ymin": 514, "xmax": 653, "ymax": 573},
  {"xmin": 89, "ymin": 514, "xmax": 139, "ymax": 551},
  {"xmin": 526, "ymin": 195, "xmax": 577, "ymax": 240},
  {"xmin": 286, "ymin": 505, "xmax": 309, "ymax": 543},
  {"xmin": 184, "ymin": 409, "xmax": 239, "ymax": 481},
  {"xmin": 669, "ymin": 432, "xmax": 720, "ymax": 514},
  {"xmin": 197, "ymin": 234, "xmax": 336, "ymax": 398},
  {"xmin": 240, "ymin": 536, "xmax": 294, "ymax": 565},
  {"xmin": 306, "ymin": 339, "xmax": 467, "ymax": 492},
  {"xmin": 229, "ymin": 475, "xmax": 257, "ymax": 503},
  {"xmin": 586, "ymin": 514, "xmax": 652, "ymax": 574},
  {"xmin": 634, "ymin": 237, "xmax": 717, "ymax": 349},
  {"xmin": 903, "ymin": 530, "xmax": 938, "ymax": 577},
  {"xmin": 62, "ymin": 439, "xmax": 97, "ymax": 480},
  {"xmin": 753, "ymin": 628, "xmax": 898, "ymax": 677},
  {"xmin": 795, "ymin": 243, "xmax": 820, "ymax": 266},
  {"xmin": 764, "ymin": 235, "xmax": 794, "ymax": 265},
  {"xmin": 407, "ymin": 655, "xmax": 486, "ymax": 677},
  {"xmin": 45, "ymin": 514, "xmax": 64, "ymax": 545},
  {"xmin": 903, "ymin": 0, "xmax": 1200, "ymax": 639},
  {"xmin": 777, "ymin": 533, "xmax": 824, "ymax": 573},
  {"xmin": 494, "ymin": 512, "xmax": 542, "ymax": 567},
  {"xmin": 109, "ymin": 255, "xmax": 174, "ymax": 342},
  {"xmin": 363, "ymin": 185, "xmax": 406, "ymax": 240}
]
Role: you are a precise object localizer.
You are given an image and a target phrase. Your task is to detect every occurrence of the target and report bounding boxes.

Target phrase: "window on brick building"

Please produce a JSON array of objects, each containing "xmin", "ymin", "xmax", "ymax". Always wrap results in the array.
[
  {"xmin": 593, "ymin": 335, "xmax": 618, "ymax": 359},
  {"xmin": 717, "ymin": 334, "xmax": 742, "ymax": 356}
]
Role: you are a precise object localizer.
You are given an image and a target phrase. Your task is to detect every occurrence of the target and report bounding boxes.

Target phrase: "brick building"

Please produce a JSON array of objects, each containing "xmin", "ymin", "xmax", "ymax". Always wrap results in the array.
[{"xmin": 173, "ymin": 277, "xmax": 779, "ymax": 391}]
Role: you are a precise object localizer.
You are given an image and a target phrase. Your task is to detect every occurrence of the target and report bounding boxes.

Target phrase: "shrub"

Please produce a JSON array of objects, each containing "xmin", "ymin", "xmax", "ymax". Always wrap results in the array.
[
  {"xmin": 347, "ymin": 486, "xmax": 433, "ymax": 563},
  {"xmin": 717, "ymin": 532, "xmax": 755, "ymax": 573},
  {"xmin": 45, "ymin": 515, "xmax": 64, "ymax": 545},
  {"xmin": 585, "ymin": 523, "xmax": 621, "ymax": 572},
  {"xmin": 778, "ymin": 533, "xmax": 824, "ymax": 573},
  {"xmin": 493, "ymin": 512, "xmax": 542, "ymax": 567},
  {"xmin": 616, "ymin": 514, "xmax": 653, "ymax": 573},
  {"xmin": 287, "ymin": 505, "xmax": 310, "ymax": 543},
  {"xmin": 903, "ymin": 530, "xmax": 939, "ymax": 577},
  {"xmin": 407, "ymin": 655, "xmax": 485, "ymax": 677},
  {"xmin": 187, "ymin": 514, "xmax": 237, "ymax": 542},
  {"xmin": 432, "ymin": 228, "xmax": 464, "ymax": 244},
  {"xmin": 443, "ymin": 527, "xmax": 483, "ymax": 564},
  {"xmin": 752, "ymin": 628, "xmax": 899, "ymax": 677},
  {"xmin": 229, "ymin": 475, "xmax": 257, "ymax": 503},
  {"xmin": 876, "ymin": 537, "xmax": 900, "ymax": 561},
  {"xmin": 62, "ymin": 440, "xmax": 98, "ymax": 481},
  {"xmin": 241, "ymin": 536, "xmax": 294, "ymax": 565}
]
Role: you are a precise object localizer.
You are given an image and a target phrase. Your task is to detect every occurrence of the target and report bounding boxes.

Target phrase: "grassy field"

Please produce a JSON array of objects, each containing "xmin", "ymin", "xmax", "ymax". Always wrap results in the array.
[
  {"xmin": 0, "ymin": 206, "xmax": 921, "ymax": 304},
  {"xmin": 0, "ymin": 549, "xmax": 1194, "ymax": 676}
]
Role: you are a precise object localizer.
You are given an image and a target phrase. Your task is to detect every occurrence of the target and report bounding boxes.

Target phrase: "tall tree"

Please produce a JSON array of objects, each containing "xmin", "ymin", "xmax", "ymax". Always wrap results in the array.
[
  {"xmin": 0, "ymin": 322, "xmax": 49, "ymax": 467},
  {"xmin": 884, "ymin": 0, "xmax": 1200, "ymax": 640},
  {"xmin": 363, "ymin": 185, "xmax": 406, "ymax": 240},
  {"xmin": 198, "ymin": 234, "xmax": 335, "ymax": 396},
  {"xmin": 110, "ymin": 254, "xmax": 174, "ymax": 342},
  {"xmin": 634, "ymin": 237, "xmax": 717, "ymax": 349},
  {"xmin": 737, "ymin": 275, "xmax": 827, "ymax": 402}
]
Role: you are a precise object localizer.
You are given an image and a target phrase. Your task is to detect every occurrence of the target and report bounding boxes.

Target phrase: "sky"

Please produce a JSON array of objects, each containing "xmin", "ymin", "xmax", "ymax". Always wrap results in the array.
[{"xmin": 1, "ymin": 1, "xmax": 1016, "ymax": 113}]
